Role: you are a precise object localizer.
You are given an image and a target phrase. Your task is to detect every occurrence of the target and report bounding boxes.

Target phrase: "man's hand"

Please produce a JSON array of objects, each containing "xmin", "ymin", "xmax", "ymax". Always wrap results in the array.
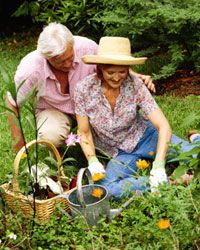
[
  {"xmin": 138, "ymin": 74, "xmax": 156, "ymax": 93},
  {"xmin": 88, "ymin": 156, "xmax": 105, "ymax": 181},
  {"xmin": 149, "ymin": 160, "xmax": 168, "ymax": 193},
  {"xmin": 129, "ymin": 69, "xmax": 156, "ymax": 93}
]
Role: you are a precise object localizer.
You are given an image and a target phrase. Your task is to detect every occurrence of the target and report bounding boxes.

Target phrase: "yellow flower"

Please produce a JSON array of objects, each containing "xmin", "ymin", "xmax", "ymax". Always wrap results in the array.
[
  {"xmin": 149, "ymin": 151, "xmax": 154, "ymax": 156},
  {"xmin": 136, "ymin": 159, "xmax": 150, "ymax": 170},
  {"xmin": 91, "ymin": 188, "xmax": 104, "ymax": 199},
  {"xmin": 92, "ymin": 173, "xmax": 105, "ymax": 182},
  {"xmin": 157, "ymin": 219, "xmax": 170, "ymax": 230},
  {"xmin": 21, "ymin": 152, "xmax": 27, "ymax": 160},
  {"xmin": 152, "ymin": 191, "xmax": 160, "ymax": 197}
]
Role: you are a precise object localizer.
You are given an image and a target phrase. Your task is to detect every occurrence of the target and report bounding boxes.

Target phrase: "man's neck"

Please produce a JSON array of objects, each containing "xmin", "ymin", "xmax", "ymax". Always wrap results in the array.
[{"xmin": 49, "ymin": 65, "xmax": 69, "ymax": 94}]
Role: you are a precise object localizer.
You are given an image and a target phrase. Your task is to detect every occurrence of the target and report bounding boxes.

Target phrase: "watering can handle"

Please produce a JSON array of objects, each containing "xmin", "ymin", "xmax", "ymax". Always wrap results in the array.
[{"xmin": 77, "ymin": 168, "xmax": 94, "ymax": 208}]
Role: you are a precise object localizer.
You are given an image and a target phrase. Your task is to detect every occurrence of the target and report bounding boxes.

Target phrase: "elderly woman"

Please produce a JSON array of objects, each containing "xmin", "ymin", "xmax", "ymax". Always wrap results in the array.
[{"xmin": 74, "ymin": 37, "xmax": 200, "ymax": 199}]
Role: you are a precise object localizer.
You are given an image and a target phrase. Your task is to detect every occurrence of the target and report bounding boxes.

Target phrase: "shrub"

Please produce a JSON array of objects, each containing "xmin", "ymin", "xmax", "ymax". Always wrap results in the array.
[
  {"xmin": 13, "ymin": 0, "xmax": 104, "ymax": 40},
  {"xmin": 13, "ymin": 0, "xmax": 200, "ymax": 79},
  {"xmin": 95, "ymin": 0, "xmax": 200, "ymax": 79}
]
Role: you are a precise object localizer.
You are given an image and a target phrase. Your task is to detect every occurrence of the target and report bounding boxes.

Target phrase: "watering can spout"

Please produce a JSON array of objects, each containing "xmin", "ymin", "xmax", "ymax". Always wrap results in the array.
[
  {"xmin": 109, "ymin": 208, "xmax": 123, "ymax": 219},
  {"xmin": 109, "ymin": 195, "xmax": 136, "ymax": 220},
  {"xmin": 57, "ymin": 207, "xmax": 73, "ymax": 219}
]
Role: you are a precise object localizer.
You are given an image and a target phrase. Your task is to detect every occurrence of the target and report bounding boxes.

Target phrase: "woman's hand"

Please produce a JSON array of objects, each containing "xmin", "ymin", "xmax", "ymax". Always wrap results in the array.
[
  {"xmin": 149, "ymin": 160, "xmax": 168, "ymax": 193},
  {"xmin": 88, "ymin": 156, "xmax": 105, "ymax": 181}
]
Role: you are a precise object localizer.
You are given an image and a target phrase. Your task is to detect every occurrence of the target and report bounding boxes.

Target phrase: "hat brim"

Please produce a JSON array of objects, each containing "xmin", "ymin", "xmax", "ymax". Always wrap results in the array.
[{"xmin": 82, "ymin": 55, "xmax": 147, "ymax": 65}]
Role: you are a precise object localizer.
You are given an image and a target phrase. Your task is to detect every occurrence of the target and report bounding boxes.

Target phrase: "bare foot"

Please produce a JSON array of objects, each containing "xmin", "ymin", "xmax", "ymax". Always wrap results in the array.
[{"xmin": 169, "ymin": 174, "xmax": 193, "ymax": 185}]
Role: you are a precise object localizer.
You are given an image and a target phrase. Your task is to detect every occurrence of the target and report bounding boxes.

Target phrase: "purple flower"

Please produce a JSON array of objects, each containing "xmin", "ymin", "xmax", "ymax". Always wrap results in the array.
[{"xmin": 65, "ymin": 133, "xmax": 81, "ymax": 146}]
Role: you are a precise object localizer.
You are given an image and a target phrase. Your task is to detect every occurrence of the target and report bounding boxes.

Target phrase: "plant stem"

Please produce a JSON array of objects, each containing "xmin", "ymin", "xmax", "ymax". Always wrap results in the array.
[
  {"xmin": 188, "ymin": 185, "xmax": 199, "ymax": 214},
  {"xmin": 15, "ymin": 101, "xmax": 37, "ymax": 224},
  {"xmin": 169, "ymin": 226, "xmax": 180, "ymax": 250}
]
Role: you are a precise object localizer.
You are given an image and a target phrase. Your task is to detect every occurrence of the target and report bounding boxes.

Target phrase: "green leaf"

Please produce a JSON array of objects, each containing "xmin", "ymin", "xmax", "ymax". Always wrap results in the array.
[
  {"xmin": 193, "ymin": 168, "xmax": 200, "ymax": 179},
  {"xmin": 172, "ymin": 165, "xmax": 188, "ymax": 179},
  {"xmin": 61, "ymin": 158, "xmax": 77, "ymax": 166},
  {"xmin": 0, "ymin": 104, "xmax": 16, "ymax": 115},
  {"xmin": 25, "ymin": 116, "xmax": 36, "ymax": 130},
  {"xmin": 0, "ymin": 65, "xmax": 10, "ymax": 83},
  {"xmin": 44, "ymin": 156, "xmax": 58, "ymax": 167},
  {"xmin": 16, "ymin": 79, "xmax": 26, "ymax": 93},
  {"xmin": 188, "ymin": 158, "xmax": 198, "ymax": 168},
  {"xmin": 0, "ymin": 65, "xmax": 17, "ymax": 100}
]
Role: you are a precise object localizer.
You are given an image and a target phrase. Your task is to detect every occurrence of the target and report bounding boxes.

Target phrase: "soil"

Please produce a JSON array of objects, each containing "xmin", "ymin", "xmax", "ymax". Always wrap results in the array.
[{"xmin": 156, "ymin": 70, "xmax": 200, "ymax": 97}]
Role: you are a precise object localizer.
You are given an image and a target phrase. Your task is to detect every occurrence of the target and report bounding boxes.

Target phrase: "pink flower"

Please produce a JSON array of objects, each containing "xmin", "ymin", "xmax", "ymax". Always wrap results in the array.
[
  {"xmin": 65, "ymin": 133, "xmax": 81, "ymax": 146},
  {"xmin": 75, "ymin": 135, "xmax": 81, "ymax": 144}
]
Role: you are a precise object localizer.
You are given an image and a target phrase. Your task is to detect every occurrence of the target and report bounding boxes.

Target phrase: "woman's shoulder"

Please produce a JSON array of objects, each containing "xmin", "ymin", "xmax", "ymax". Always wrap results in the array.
[
  {"xmin": 76, "ymin": 73, "xmax": 98, "ymax": 93},
  {"xmin": 125, "ymin": 73, "xmax": 144, "ymax": 92},
  {"xmin": 128, "ymin": 73, "xmax": 143, "ymax": 85}
]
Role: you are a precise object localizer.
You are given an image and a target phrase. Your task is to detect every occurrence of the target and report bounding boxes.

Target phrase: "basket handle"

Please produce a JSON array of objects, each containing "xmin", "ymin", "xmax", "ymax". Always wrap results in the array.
[
  {"xmin": 76, "ymin": 168, "xmax": 93, "ymax": 208},
  {"xmin": 12, "ymin": 139, "xmax": 62, "ymax": 192}
]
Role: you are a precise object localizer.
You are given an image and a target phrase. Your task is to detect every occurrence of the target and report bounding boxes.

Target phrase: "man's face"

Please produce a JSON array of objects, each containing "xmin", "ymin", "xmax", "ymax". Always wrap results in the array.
[{"xmin": 48, "ymin": 45, "xmax": 74, "ymax": 72}]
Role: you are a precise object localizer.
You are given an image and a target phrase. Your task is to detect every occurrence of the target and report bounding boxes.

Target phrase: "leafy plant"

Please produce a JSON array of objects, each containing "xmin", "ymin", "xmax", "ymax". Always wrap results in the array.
[
  {"xmin": 1, "ymin": 181, "xmax": 199, "ymax": 249},
  {"xmin": 0, "ymin": 66, "xmax": 40, "ymax": 208},
  {"xmin": 94, "ymin": 0, "xmax": 200, "ymax": 79},
  {"xmin": 13, "ymin": 0, "xmax": 200, "ymax": 79},
  {"xmin": 13, "ymin": 0, "xmax": 105, "ymax": 40},
  {"xmin": 0, "ymin": 68, "xmax": 79, "ymax": 209},
  {"xmin": 168, "ymin": 99, "xmax": 200, "ymax": 181},
  {"xmin": 170, "ymin": 141, "xmax": 200, "ymax": 180}
]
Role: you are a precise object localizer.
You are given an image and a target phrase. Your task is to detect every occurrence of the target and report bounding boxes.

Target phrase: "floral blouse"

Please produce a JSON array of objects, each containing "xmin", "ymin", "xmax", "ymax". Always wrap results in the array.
[{"xmin": 74, "ymin": 73, "xmax": 159, "ymax": 157}]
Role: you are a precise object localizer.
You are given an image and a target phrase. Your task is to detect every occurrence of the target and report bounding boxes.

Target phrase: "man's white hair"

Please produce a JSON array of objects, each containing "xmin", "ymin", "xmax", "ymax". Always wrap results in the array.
[{"xmin": 37, "ymin": 22, "xmax": 74, "ymax": 59}]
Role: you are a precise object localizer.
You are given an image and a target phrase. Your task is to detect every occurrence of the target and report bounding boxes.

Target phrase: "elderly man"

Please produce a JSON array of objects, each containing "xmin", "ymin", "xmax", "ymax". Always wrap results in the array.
[{"xmin": 7, "ymin": 22, "xmax": 155, "ymax": 152}]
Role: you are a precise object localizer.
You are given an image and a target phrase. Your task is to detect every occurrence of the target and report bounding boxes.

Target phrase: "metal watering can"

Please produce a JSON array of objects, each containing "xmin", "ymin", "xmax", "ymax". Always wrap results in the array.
[{"xmin": 60, "ymin": 168, "xmax": 136, "ymax": 227}]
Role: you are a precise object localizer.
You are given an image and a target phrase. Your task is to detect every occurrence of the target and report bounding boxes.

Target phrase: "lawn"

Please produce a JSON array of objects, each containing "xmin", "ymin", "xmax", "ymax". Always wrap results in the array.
[{"xmin": 0, "ymin": 32, "xmax": 200, "ymax": 249}]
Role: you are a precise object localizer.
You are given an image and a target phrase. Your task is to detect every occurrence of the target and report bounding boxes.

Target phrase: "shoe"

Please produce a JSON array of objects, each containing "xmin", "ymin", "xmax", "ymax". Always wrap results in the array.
[{"xmin": 188, "ymin": 130, "xmax": 199, "ymax": 142}]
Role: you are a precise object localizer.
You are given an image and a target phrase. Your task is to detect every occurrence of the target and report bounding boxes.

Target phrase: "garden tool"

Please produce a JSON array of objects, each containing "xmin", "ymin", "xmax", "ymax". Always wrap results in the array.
[{"xmin": 60, "ymin": 168, "xmax": 136, "ymax": 227}]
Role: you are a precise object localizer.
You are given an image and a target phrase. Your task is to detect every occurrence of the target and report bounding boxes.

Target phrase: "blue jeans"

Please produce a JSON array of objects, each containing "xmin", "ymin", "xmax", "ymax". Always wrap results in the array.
[{"xmin": 98, "ymin": 122, "xmax": 200, "ymax": 199}]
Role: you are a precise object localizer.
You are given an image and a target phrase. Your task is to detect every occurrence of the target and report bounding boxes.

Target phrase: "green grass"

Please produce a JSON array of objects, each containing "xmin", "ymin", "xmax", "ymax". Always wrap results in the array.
[
  {"xmin": 155, "ymin": 95, "xmax": 200, "ymax": 139},
  {"xmin": 0, "ymin": 32, "xmax": 37, "ymax": 182},
  {"xmin": 0, "ymin": 33, "xmax": 200, "ymax": 249}
]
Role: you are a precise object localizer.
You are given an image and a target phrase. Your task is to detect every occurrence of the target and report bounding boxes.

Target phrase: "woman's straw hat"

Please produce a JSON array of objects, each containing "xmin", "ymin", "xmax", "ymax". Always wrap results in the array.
[{"xmin": 82, "ymin": 36, "xmax": 147, "ymax": 65}]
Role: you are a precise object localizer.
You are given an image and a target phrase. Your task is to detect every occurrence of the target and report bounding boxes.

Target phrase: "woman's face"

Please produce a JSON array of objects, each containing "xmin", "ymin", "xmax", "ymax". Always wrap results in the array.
[{"xmin": 100, "ymin": 65, "xmax": 129, "ymax": 89}]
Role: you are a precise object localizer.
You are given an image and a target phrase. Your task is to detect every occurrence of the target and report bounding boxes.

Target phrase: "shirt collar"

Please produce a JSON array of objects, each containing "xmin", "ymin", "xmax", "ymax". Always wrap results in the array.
[
  {"xmin": 43, "ymin": 58, "xmax": 56, "ymax": 80},
  {"xmin": 72, "ymin": 47, "xmax": 80, "ymax": 68}
]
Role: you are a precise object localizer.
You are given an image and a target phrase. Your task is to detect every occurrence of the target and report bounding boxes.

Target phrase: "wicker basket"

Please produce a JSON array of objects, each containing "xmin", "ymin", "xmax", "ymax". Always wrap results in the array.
[{"xmin": 1, "ymin": 139, "xmax": 70, "ymax": 223}]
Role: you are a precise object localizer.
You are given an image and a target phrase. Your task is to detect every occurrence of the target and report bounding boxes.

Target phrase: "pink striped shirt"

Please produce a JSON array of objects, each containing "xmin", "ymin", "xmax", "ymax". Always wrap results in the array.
[{"xmin": 14, "ymin": 36, "xmax": 97, "ymax": 115}]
